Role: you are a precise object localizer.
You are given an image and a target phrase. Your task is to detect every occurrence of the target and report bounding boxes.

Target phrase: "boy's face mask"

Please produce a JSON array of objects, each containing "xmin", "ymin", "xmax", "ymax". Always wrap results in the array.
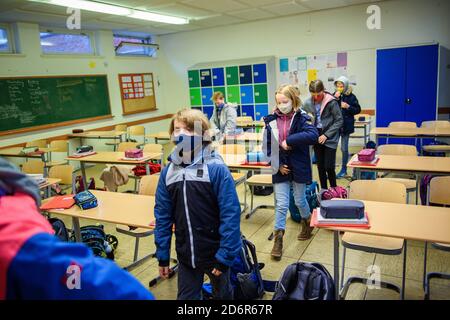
[
  {"xmin": 171, "ymin": 132, "xmax": 204, "ymax": 165},
  {"xmin": 336, "ymin": 87, "xmax": 344, "ymax": 93}
]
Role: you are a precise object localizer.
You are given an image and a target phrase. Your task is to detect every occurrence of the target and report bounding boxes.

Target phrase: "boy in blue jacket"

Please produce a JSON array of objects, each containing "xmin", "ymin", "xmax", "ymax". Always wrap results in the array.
[
  {"xmin": 0, "ymin": 157, "xmax": 154, "ymax": 300},
  {"xmin": 262, "ymin": 85, "xmax": 318, "ymax": 260},
  {"xmin": 154, "ymin": 109, "xmax": 241, "ymax": 300}
]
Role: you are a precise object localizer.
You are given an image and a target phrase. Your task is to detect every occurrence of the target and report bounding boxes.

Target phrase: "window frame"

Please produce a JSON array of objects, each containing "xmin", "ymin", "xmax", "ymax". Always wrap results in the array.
[
  {"xmin": 113, "ymin": 34, "xmax": 158, "ymax": 58},
  {"xmin": 39, "ymin": 27, "xmax": 96, "ymax": 56},
  {"xmin": 0, "ymin": 23, "xmax": 15, "ymax": 54}
]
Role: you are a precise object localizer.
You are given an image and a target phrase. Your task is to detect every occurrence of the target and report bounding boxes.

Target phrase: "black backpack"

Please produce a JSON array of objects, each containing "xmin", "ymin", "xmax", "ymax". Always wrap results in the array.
[
  {"xmin": 272, "ymin": 262, "xmax": 335, "ymax": 300},
  {"xmin": 48, "ymin": 217, "xmax": 70, "ymax": 242},
  {"xmin": 69, "ymin": 225, "xmax": 118, "ymax": 260}
]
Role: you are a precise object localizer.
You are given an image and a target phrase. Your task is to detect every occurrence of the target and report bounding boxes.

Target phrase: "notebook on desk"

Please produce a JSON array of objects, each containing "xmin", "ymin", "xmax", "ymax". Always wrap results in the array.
[
  {"xmin": 349, "ymin": 155, "xmax": 380, "ymax": 167},
  {"xmin": 311, "ymin": 208, "xmax": 371, "ymax": 229},
  {"xmin": 40, "ymin": 195, "xmax": 75, "ymax": 210}
]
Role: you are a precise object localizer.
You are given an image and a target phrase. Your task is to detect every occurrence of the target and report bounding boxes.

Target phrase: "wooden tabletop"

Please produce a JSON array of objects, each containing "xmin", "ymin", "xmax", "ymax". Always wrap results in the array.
[
  {"xmin": 68, "ymin": 130, "xmax": 126, "ymax": 138},
  {"xmin": 146, "ymin": 132, "xmax": 171, "ymax": 139},
  {"xmin": 347, "ymin": 154, "xmax": 450, "ymax": 174},
  {"xmin": 222, "ymin": 153, "xmax": 271, "ymax": 170},
  {"xmin": 0, "ymin": 147, "xmax": 56, "ymax": 157},
  {"xmin": 236, "ymin": 121, "xmax": 264, "ymax": 128},
  {"xmin": 39, "ymin": 178, "xmax": 62, "ymax": 189},
  {"xmin": 224, "ymin": 132, "xmax": 264, "ymax": 142},
  {"xmin": 41, "ymin": 190, "xmax": 155, "ymax": 229},
  {"xmin": 315, "ymin": 200, "xmax": 450, "ymax": 244},
  {"xmin": 371, "ymin": 127, "xmax": 450, "ymax": 137},
  {"xmin": 66, "ymin": 151, "xmax": 162, "ymax": 164}
]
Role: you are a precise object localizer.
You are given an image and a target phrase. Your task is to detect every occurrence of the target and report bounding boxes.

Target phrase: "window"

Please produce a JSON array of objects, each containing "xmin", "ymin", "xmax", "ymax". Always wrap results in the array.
[
  {"xmin": 0, "ymin": 25, "xmax": 13, "ymax": 53},
  {"xmin": 113, "ymin": 34, "xmax": 157, "ymax": 57},
  {"xmin": 40, "ymin": 30, "xmax": 94, "ymax": 55}
]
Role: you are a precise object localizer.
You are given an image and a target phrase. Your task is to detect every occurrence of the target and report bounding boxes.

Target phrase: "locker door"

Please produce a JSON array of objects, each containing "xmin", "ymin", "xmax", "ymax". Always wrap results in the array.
[
  {"xmin": 253, "ymin": 64, "xmax": 267, "ymax": 83},
  {"xmin": 190, "ymin": 88, "xmax": 202, "ymax": 106},
  {"xmin": 254, "ymin": 84, "xmax": 268, "ymax": 104},
  {"xmin": 226, "ymin": 66, "xmax": 239, "ymax": 85},
  {"xmin": 203, "ymin": 106, "xmax": 214, "ymax": 119},
  {"xmin": 226, "ymin": 85, "xmax": 240, "ymax": 104},
  {"xmin": 188, "ymin": 70, "xmax": 200, "ymax": 88},
  {"xmin": 404, "ymin": 45, "xmax": 438, "ymax": 125},
  {"xmin": 200, "ymin": 69, "xmax": 212, "ymax": 87},
  {"xmin": 239, "ymin": 65, "xmax": 252, "ymax": 84},
  {"xmin": 255, "ymin": 104, "xmax": 269, "ymax": 121},
  {"xmin": 201, "ymin": 87, "xmax": 213, "ymax": 105},
  {"xmin": 241, "ymin": 105, "xmax": 255, "ymax": 119},
  {"xmin": 240, "ymin": 85, "xmax": 254, "ymax": 104},
  {"xmin": 213, "ymin": 86, "xmax": 226, "ymax": 97},
  {"xmin": 212, "ymin": 68, "xmax": 225, "ymax": 86}
]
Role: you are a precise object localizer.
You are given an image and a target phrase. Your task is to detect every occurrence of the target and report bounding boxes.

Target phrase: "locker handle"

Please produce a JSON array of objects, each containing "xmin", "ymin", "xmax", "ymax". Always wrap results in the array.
[{"xmin": 405, "ymin": 98, "xmax": 412, "ymax": 104}]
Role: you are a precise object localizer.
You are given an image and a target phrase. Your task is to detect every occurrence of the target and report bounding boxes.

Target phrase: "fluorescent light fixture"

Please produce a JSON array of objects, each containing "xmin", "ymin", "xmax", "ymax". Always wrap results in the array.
[{"xmin": 29, "ymin": 0, "xmax": 189, "ymax": 25}]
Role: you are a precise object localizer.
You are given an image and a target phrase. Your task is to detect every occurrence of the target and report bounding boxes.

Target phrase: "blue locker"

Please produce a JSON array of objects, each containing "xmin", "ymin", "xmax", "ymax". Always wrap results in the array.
[
  {"xmin": 212, "ymin": 68, "xmax": 225, "ymax": 86},
  {"xmin": 241, "ymin": 105, "xmax": 255, "ymax": 119},
  {"xmin": 240, "ymin": 85, "xmax": 254, "ymax": 104},
  {"xmin": 253, "ymin": 64, "xmax": 267, "ymax": 83},
  {"xmin": 200, "ymin": 69, "xmax": 212, "ymax": 87},
  {"xmin": 203, "ymin": 106, "xmax": 214, "ymax": 119},
  {"xmin": 239, "ymin": 65, "xmax": 253, "ymax": 84},
  {"xmin": 255, "ymin": 104, "xmax": 269, "ymax": 121},
  {"xmin": 201, "ymin": 87, "xmax": 213, "ymax": 105}
]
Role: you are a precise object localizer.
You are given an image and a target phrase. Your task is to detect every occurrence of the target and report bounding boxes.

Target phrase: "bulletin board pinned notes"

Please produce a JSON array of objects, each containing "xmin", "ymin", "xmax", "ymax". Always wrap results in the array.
[{"xmin": 119, "ymin": 73, "xmax": 156, "ymax": 115}]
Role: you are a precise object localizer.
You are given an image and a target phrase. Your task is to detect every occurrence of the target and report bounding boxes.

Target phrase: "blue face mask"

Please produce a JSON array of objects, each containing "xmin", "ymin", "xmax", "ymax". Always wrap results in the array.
[
  {"xmin": 216, "ymin": 103, "xmax": 224, "ymax": 111},
  {"xmin": 172, "ymin": 134, "xmax": 204, "ymax": 165}
]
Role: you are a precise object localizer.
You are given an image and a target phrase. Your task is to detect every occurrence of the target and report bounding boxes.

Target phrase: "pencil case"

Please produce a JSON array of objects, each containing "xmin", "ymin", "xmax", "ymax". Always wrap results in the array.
[
  {"xmin": 320, "ymin": 200, "xmax": 365, "ymax": 219},
  {"xmin": 73, "ymin": 190, "xmax": 98, "ymax": 210},
  {"xmin": 125, "ymin": 149, "xmax": 143, "ymax": 158},
  {"xmin": 357, "ymin": 148, "xmax": 376, "ymax": 162},
  {"xmin": 246, "ymin": 151, "xmax": 267, "ymax": 163},
  {"xmin": 76, "ymin": 145, "xmax": 93, "ymax": 153}
]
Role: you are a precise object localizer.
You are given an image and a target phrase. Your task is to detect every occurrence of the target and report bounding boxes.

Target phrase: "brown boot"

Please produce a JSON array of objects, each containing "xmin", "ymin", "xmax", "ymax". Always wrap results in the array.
[
  {"xmin": 270, "ymin": 229, "xmax": 285, "ymax": 260},
  {"xmin": 298, "ymin": 218, "xmax": 314, "ymax": 240}
]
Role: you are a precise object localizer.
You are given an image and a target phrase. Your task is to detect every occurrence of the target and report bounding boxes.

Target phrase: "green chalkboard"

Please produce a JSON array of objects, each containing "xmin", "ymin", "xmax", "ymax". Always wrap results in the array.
[{"xmin": 0, "ymin": 75, "xmax": 112, "ymax": 135}]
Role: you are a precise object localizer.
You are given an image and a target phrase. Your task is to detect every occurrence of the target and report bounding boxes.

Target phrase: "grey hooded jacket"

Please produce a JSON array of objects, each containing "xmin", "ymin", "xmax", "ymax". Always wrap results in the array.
[{"xmin": 210, "ymin": 103, "xmax": 238, "ymax": 139}]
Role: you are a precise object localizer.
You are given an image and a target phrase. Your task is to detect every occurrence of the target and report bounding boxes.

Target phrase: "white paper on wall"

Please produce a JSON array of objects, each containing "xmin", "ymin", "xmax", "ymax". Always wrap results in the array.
[{"xmin": 133, "ymin": 76, "xmax": 142, "ymax": 82}]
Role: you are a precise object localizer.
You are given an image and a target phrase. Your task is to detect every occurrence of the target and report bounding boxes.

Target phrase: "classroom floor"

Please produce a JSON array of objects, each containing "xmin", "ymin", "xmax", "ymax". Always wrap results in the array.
[{"xmin": 49, "ymin": 144, "xmax": 450, "ymax": 300}]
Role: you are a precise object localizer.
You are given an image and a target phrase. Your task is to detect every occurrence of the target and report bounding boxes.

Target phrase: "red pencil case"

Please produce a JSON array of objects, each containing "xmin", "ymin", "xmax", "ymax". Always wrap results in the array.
[
  {"xmin": 357, "ymin": 149, "xmax": 376, "ymax": 162},
  {"xmin": 125, "ymin": 149, "xmax": 143, "ymax": 158}
]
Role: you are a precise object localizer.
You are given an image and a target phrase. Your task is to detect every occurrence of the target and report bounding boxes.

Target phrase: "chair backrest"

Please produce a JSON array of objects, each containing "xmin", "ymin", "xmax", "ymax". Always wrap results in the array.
[
  {"xmin": 26, "ymin": 139, "xmax": 47, "ymax": 148},
  {"xmin": 377, "ymin": 144, "xmax": 417, "ymax": 156},
  {"xmin": 118, "ymin": 142, "xmax": 138, "ymax": 152},
  {"xmin": 143, "ymin": 144, "xmax": 163, "ymax": 153},
  {"xmin": 429, "ymin": 176, "xmax": 450, "ymax": 206},
  {"xmin": 22, "ymin": 160, "xmax": 45, "ymax": 174},
  {"xmin": 115, "ymin": 124, "xmax": 127, "ymax": 132},
  {"xmin": 388, "ymin": 121, "xmax": 417, "ymax": 129},
  {"xmin": 49, "ymin": 165, "xmax": 74, "ymax": 185},
  {"xmin": 139, "ymin": 175, "xmax": 160, "ymax": 196},
  {"xmin": 218, "ymin": 144, "xmax": 246, "ymax": 155},
  {"xmin": 128, "ymin": 125, "xmax": 145, "ymax": 137},
  {"xmin": 421, "ymin": 120, "xmax": 450, "ymax": 129},
  {"xmin": 349, "ymin": 180, "xmax": 407, "ymax": 204},
  {"xmin": 49, "ymin": 140, "xmax": 68, "ymax": 153}
]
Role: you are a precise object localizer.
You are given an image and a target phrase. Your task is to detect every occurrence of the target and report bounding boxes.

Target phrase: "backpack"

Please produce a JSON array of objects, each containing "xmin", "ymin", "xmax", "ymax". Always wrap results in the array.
[
  {"xmin": 69, "ymin": 225, "xmax": 118, "ymax": 260},
  {"xmin": 132, "ymin": 163, "xmax": 161, "ymax": 177},
  {"xmin": 75, "ymin": 175, "xmax": 96, "ymax": 193},
  {"xmin": 252, "ymin": 186, "xmax": 273, "ymax": 196},
  {"xmin": 423, "ymin": 140, "xmax": 449, "ymax": 157},
  {"xmin": 289, "ymin": 181, "xmax": 320, "ymax": 223},
  {"xmin": 272, "ymin": 262, "xmax": 335, "ymax": 300},
  {"xmin": 48, "ymin": 217, "xmax": 70, "ymax": 242},
  {"xmin": 321, "ymin": 186, "xmax": 348, "ymax": 201},
  {"xmin": 202, "ymin": 235, "xmax": 267, "ymax": 300}
]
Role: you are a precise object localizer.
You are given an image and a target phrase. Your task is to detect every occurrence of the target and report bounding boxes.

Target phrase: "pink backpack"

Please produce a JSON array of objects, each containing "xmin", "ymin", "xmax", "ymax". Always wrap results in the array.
[{"xmin": 321, "ymin": 186, "xmax": 348, "ymax": 201}]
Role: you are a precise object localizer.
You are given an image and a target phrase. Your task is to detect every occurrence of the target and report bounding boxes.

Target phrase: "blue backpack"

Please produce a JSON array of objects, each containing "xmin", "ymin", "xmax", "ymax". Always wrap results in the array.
[
  {"xmin": 203, "ymin": 235, "xmax": 272, "ymax": 300},
  {"xmin": 289, "ymin": 181, "xmax": 320, "ymax": 223}
]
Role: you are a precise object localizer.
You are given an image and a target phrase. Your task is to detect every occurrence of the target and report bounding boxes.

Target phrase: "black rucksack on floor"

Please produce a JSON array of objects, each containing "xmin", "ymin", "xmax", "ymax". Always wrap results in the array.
[
  {"xmin": 69, "ymin": 225, "xmax": 118, "ymax": 260},
  {"xmin": 272, "ymin": 262, "xmax": 335, "ymax": 300},
  {"xmin": 48, "ymin": 218, "xmax": 70, "ymax": 242}
]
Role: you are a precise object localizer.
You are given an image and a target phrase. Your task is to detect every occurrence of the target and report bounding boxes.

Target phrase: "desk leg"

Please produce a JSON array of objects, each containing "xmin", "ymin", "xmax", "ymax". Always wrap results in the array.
[
  {"xmin": 364, "ymin": 124, "xmax": 367, "ymax": 146},
  {"xmin": 80, "ymin": 162, "xmax": 88, "ymax": 191},
  {"xmin": 41, "ymin": 154, "xmax": 49, "ymax": 177},
  {"xmin": 72, "ymin": 217, "xmax": 82, "ymax": 242},
  {"xmin": 415, "ymin": 174, "xmax": 421, "ymax": 205},
  {"xmin": 334, "ymin": 230, "xmax": 340, "ymax": 300}
]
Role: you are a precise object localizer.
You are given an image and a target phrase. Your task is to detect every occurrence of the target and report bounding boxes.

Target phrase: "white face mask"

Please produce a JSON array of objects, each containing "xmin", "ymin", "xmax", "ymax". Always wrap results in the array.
[{"xmin": 277, "ymin": 101, "xmax": 293, "ymax": 114}]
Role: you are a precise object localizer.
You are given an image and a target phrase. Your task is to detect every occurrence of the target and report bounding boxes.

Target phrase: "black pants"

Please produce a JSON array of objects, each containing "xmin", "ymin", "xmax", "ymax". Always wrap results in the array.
[
  {"xmin": 177, "ymin": 262, "xmax": 233, "ymax": 300},
  {"xmin": 314, "ymin": 143, "xmax": 337, "ymax": 190}
]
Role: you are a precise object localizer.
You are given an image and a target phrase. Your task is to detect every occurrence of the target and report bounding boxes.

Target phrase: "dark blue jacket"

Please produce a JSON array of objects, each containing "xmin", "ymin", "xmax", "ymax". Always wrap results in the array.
[
  {"xmin": 262, "ymin": 110, "xmax": 318, "ymax": 184},
  {"xmin": 334, "ymin": 90, "xmax": 361, "ymax": 135},
  {"xmin": 154, "ymin": 146, "xmax": 241, "ymax": 271}
]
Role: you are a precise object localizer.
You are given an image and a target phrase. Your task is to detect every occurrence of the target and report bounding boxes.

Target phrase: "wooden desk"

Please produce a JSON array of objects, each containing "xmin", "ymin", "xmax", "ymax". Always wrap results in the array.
[
  {"xmin": 0, "ymin": 147, "xmax": 56, "ymax": 176},
  {"xmin": 371, "ymin": 127, "xmax": 450, "ymax": 149},
  {"xmin": 221, "ymin": 153, "xmax": 271, "ymax": 171},
  {"xmin": 236, "ymin": 121, "xmax": 264, "ymax": 129},
  {"xmin": 313, "ymin": 200, "xmax": 450, "ymax": 300},
  {"xmin": 66, "ymin": 151, "xmax": 161, "ymax": 190}
]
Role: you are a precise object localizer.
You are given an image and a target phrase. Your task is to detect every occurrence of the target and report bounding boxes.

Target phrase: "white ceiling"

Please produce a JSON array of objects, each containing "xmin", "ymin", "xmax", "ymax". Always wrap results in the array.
[{"xmin": 0, "ymin": 0, "xmax": 383, "ymax": 36}]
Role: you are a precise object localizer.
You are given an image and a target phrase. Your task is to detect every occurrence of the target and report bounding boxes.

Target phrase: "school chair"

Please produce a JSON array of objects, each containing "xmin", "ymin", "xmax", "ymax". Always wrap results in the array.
[
  {"xmin": 340, "ymin": 180, "xmax": 407, "ymax": 300},
  {"xmin": 48, "ymin": 164, "xmax": 75, "ymax": 193},
  {"xmin": 105, "ymin": 124, "xmax": 128, "ymax": 151},
  {"xmin": 218, "ymin": 143, "xmax": 246, "ymax": 155},
  {"xmin": 231, "ymin": 172, "xmax": 248, "ymax": 213},
  {"xmin": 26, "ymin": 139, "xmax": 48, "ymax": 148},
  {"xmin": 423, "ymin": 176, "xmax": 450, "ymax": 300},
  {"xmin": 420, "ymin": 121, "xmax": 450, "ymax": 156},
  {"xmin": 387, "ymin": 121, "xmax": 418, "ymax": 145},
  {"xmin": 128, "ymin": 125, "xmax": 146, "ymax": 146},
  {"xmin": 244, "ymin": 174, "xmax": 274, "ymax": 219},
  {"xmin": 21, "ymin": 160, "xmax": 45, "ymax": 174},
  {"xmin": 117, "ymin": 142, "xmax": 139, "ymax": 152},
  {"xmin": 236, "ymin": 116, "xmax": 253, "ymax": 126},
  {"xmin": 377, "ymin": 144, "xmax": 418, "ymax": 203},
  {"xmin": 116, "ymin": 175, "xmax": 159, "ymax": 268},
  {"xmin": 47, "ymin": 140, "xmax": 69, "ymax": 167},
  {"xmin": 128, "ymin": 144, "xmax": 163, "ymax": 193}
]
